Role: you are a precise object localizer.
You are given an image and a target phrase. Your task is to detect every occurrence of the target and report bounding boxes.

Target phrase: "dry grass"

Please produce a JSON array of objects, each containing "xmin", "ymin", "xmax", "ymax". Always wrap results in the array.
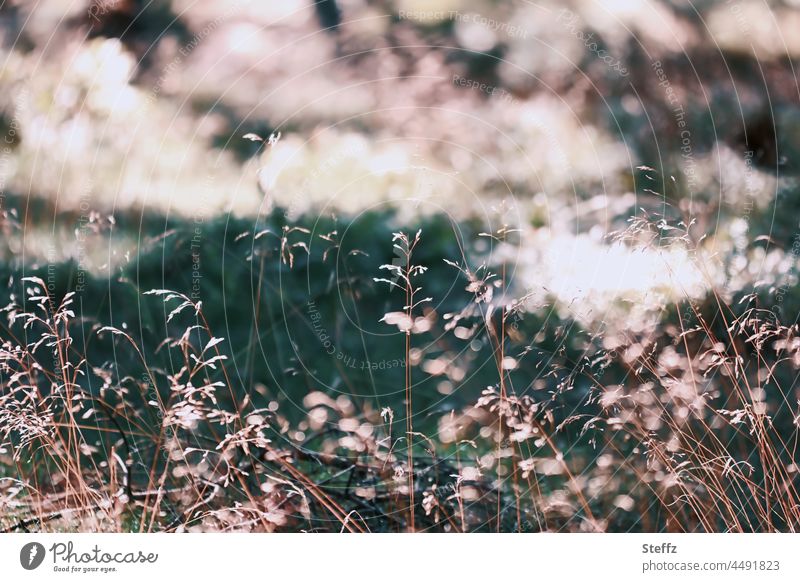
[{"xmin": 1, "ymin": 215, "xmax": 799, "ymax": 533}]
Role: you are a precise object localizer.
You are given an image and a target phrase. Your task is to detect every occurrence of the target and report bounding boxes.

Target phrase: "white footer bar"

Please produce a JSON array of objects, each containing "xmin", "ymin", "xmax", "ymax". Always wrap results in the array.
[{"xmin": 1, "ymin": 533, "xmax": 797, "ymax": 581}]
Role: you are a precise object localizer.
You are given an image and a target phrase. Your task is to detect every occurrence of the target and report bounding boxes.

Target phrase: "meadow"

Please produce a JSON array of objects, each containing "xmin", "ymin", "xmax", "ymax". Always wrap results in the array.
[{"xmin": 1, "ymin": 0, "xmax": 800, "ymax": 533}]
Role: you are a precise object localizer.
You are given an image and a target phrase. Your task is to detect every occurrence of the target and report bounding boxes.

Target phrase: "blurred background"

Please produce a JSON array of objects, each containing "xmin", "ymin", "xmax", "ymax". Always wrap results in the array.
[{"xmin": 1, "ymin": 1, "xmax": 799, "ymax": 326}]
